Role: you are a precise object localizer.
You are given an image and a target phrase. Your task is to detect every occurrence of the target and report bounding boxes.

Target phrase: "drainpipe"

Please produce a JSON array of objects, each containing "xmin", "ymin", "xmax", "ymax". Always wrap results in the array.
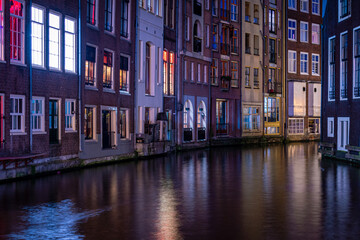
[
  {"xmin": 78, "ymin": 0, "xmax": 82, "ymax": 152},
  {"xmin": 209, "ymin": 1, "xmax": 213, "ymax": 145},
  {"xmin": 283, "ymin": 0, "xmax": 288, "ymax": 141},
  {"xmin": 320, "ymin": 22, "xmax": 324, "ymax": 143},
  {"xmin": 174, "ymin": 0, "xmax": 179, "ymax": 148},
  {"xmin": 29, "ymin": 0, "xmax": 33, "ymax": 152},
  {"xmin": 134, "ymin": 1, "xmax": 139, "ymax": 150}
]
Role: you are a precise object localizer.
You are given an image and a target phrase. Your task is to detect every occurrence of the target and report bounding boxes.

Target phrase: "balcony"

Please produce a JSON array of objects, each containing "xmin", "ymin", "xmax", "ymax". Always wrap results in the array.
[
  {"xmin": 198, "ymin": 127, "xmax": 206, "ymax": 141},
  {"xmin": 220, "ymin": 76, "xmax": 231, "ymax": 91},
  {"xmin": 193, "ymin": 37, "xmax": 202, "ymax": 53},
  {"xmin": 216, "ymin": 123, "xmax": 229, "ymax": 135},
  {"xmin": 268, "ymin": 81, "xmax": 282, "ymax": 94},
  {"xmin": 194, "ymin": 1, "xmax": 202, "ymax": 16},
  {"xmin": 211, "ymin": 77, "xmax": 218, "ymax": 86},
  {"xmin": 220, "ymin": 9, "xmax": 230, "ymax": 22},
  {"xmin": 220, "ymin": 43, "xmax": 230, "ymax": 55},
  {"xmin": 184, "ymin": 128, "xmax": 193, "ymax": 142}
]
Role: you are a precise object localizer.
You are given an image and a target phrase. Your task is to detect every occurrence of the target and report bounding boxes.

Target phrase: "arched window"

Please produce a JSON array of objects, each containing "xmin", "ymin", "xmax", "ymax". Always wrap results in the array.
[
  {"xmin": 193, "ymin": 21, "xmax": 202, "ymax": 52},
  {"xmin": 197, "ymin": 101, "xmax": 206, "ymax": 140},
  {"xmin": 183, "ymin": 100, "xmax": 194, "ymax": 141}
]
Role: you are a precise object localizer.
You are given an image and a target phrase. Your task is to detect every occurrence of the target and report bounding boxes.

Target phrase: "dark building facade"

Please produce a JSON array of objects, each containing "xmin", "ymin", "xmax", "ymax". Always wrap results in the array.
[
  {"xmin": 321, "ymin": 0, "xmax": 360, "ymax": 158},
  {"xmin": 285, "ymin": 0, "xmax": 322, "ymax": 141}
]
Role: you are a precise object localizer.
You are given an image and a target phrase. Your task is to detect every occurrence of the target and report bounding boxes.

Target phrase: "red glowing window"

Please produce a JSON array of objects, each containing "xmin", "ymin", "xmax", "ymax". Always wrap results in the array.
[
  {"xmin": 86, "ymin": 0, "xmax": 96, "ymax": 25},
  {"xmin": 10, "ymin": 0, "xmax": 24, "ymax": 62}
]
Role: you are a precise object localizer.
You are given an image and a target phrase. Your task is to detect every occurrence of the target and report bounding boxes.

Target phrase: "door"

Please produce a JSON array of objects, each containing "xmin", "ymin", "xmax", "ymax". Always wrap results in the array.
[
  {"xmin": 102, "ymin": 110, "xmax": 112, "ymax": 149},
  {"xmin": 337, "ymin": 117, "xmax": 350, "ymax": 151},
  {"xmin": 49, "ymin": 100, "xmax": 59, "ymax": 144}
]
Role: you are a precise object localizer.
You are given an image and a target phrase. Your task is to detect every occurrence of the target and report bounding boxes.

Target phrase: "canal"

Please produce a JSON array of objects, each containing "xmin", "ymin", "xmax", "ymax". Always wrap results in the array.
[{"xmin": 1, "ymin": 142, "xmax": 360, "ymax": 239}]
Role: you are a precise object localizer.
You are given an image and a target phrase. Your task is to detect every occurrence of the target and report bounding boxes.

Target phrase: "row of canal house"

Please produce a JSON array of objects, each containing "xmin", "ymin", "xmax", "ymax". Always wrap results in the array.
[{"xmin": 0, "ymin": 0, "xmax": 322, "ymax": 162}]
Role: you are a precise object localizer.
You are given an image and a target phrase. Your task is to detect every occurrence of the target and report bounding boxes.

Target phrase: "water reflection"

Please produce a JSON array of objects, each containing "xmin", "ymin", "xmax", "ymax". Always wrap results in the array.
[{"xmin": 1, "ymin": 143, "xmax": 360, "ymax": 239}]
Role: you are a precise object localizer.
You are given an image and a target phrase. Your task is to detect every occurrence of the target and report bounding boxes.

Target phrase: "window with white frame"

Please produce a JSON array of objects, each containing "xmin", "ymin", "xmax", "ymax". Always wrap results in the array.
[
  {"xmin": 31, "ymin": 97, "xmax": 44, "ymax": 132},
  {"xmin": 104, "ymin": 0, "xmax": 114, "ymax": 32},
  {"xmin": 243, "ymin": 107, "xmax": 260, "ymax": 131},
  {"xmin": 231, "ymin": 0, "xmax": 238, "ymax": 22},
  {"xmin": 85, "ymin": 45, "xmax": 96, "ymax": 86},
  {"xmin": 49, "ymin": 12, "xmax": 61, "ymax": 70},
  {"xmin": 309, "ymin": 118, "xmax": 320, "ymax": 134},
  {"xmin": 300, "ymin": 52, "xmax": 308, "ymax": 74},
  {"xmin": 300, "ymin": 0, "xmax": 308, "ymax": 12},
  {"xmin": 288, "ymin": 0, "xmax": 296, "ymax": 10},
  {"xmin": 327, "ymin": 117, "xmax": 334, "ymax": 137},
  {"xmin": 300, "ymin": 22, "xmax": 308, "ymax": 42},
  {"xmin": 288, "ymin": 50, "xmax": 297, "ymax": 73},
  {"xmin": 120, "ymin": 0, "xmax": 129, "ymax": 37},
  {"xmin": 120, "ymin": 55, "xmax": 129, "ymax": 92},
  {"xmin": 197, "ymin": 64, "xmax": 201, "ymax": 82},
  {"xmin": 341, "ymin": 32, "xmax": 348, "ymax": 100},
  {"xmin": 86, "ymin": 0, "xmax": 97, "ymax": 25},
  {"xmin": 119, "ymin": 109, "xmax": 128, "ymax": 139},
  {"xmin": 103, "ymin": 50, "xmax": 113, "ymax": 89},
  {"xmin": 31, "ymin": 6, "xmax": 44, "ymax": 67},
  {"xmin": 329, "ymin": 37, "xmax": 336, "ymax": 100},
  {"xmin": 0, "ymin": 0, "xmax": 4, "ymax": 60},
  {"xmin": 354, "ymin": 27, "xmax": 360, "ymax": 98},
  {"xmin": 337, "ymin": 117, "xmax": 349, "ymax": 151},
  {"xmin": 288, "ymin": 118, "xmax": 304, "ymax": 135},
  {"xmin": 339, "ymin": 0, "xmax": 351, "ymax": 20},
  {"xmin": 245, "ymin": 67, "xmax": 250, "ymax": 87},
  {"xmin": 84, "ymin": 106, "xmax": 95, "ymax": 140},
  {"xmin": 288, "ymin": 19, "xmax": 296, "ymax": 41},
  {"xmin": 312, "ymin": 0, "xmax": 319, "ymax": 15},
  {"xmin": 10, "ymin": 95, "xmax": 25, "ymax": 133},
  {"xmin": 10, "ymin": 0, "xmax": 25, "ymax": 63},
  {"xmin": 312, "ymin": 54, "xmax": 319, "ymax": 76},
  {"xmin": 65, "ymin": 17, "xmax": 76, "ymax": 72},
  {"xmin": 65, "ymin": 100, "xmax": 76, "ymax": 131},
  {"xmin": 312, "ymin": 24, "xmax": 320, "ymax": 44},
  {"xmin": 191, "ymin": 62, "xmax": 194, "ymax": 81}
]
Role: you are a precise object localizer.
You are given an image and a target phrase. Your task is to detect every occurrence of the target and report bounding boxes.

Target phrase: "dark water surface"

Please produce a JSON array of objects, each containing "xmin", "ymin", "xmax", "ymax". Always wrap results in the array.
[{"xmin": 1, "ymin": 142, "xmax": 360, "ymax": 240}]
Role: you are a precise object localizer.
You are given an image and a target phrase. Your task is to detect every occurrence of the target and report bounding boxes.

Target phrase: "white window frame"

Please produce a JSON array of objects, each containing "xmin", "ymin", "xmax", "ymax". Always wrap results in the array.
[
  {"xmin": 328, "ymin": 36, "xmax": 336, "ymax": 102},
  {"xmin": 85, "ymin": 43, "xmax": 98, "ymax": 88},
  {"xmin": 337, "ymin": 117, "xmax": 350, "ymax": 151},
  {"xmin": 120, "ymin": 54, "xmax": 130, "ymax": 93},
  {"xmin": 84, "ymin": 105, "xmax": 97, "ymax": 141},
  {"xmin": 206, "ymin": 24, "xmax": 210, "ymax": 48},
  {"xmin": 0, "ymin": 0, "xmax": 4, "ymax": 61},
  {"xmin": 300, "ymin": 0, "xmax": 308, "ymax": 13},
  {"xmin": 10, "ymin": 0, "xmax": 25, "ymax": 64},
  {"xmin": 119, "ymin": 108, "xmax": 129, "ymax": 140},
  {"xmin": 204, "ymin": 65, "xmax": 208, "ymax": 83},
  {"xmin": 288, "ymin": 0, "xmax": 297, "ymax": 10},
  {"xmin": 312, "ymin": 23, "xmax": 320, "ymax": 45},
  {"xmin": 300, "ymin": 21, "xmax": 308, "ymax": 43},
  {"xmin": 103, "ymin": 48, "xmax": 115, "ymax": 90},
  {"xmin": 288, "ymin": 50, "xmax": 297, "ymax": 73},
  {"xmin": 340, "ymin": 31, "xmax": 348, "ymax": 101},
  {"xmin": 312, "ymin": 0, "xmax": 320, "ymax": 15},
  {"xmin": 49, "ymin": 11, "xmax": 62, "ymax": 71},
  {"xmin": 31, "ymin": 96, "xmax": 45, "ymax": 133},
  {"xmin": 10, "ymin": 95, "xmax": 25, "ymax": 134},
  {"xmin": 327, "ymin": 117, "xmax": 334, "ymax": 137},
  {"xmin": 288, "ymin": 19, "xmax": 296, "ymax": 41},
  {"xmin": 31, "ymin": 5, "xmax": 45, "ymax": 68},
  {"xmin": 300, "ymin": 52, "xmax": 308, "ymax": 75},
  {"xmin": 65, "ymin": 99, "xmax": 76, "ymax": 132},
  {"xmin": 191, "ymin": 62, "xmax": 194, "ymax": 81},
  {"xmin": 312, "ymin": 54, "xmax": 319, "ymax": 76},
  {"xmin": 353, "ymin": 26, "xmax": 360, "ymax": 99},
  {"xmin": 64, "ymin": 16, "xmax": 76, "ymax": 73},
  {"xmin": 104, "ymin": 0, "xmax": 115, "ymax": 33},
  {"xmin": 288, "ymin": 118, "xmax": 304, "ymax": 135},
  {"xmin": 86, "ymin": 0, "xmax": 99, "ymax": 27},
  {"xmin": 338, "ymin": 0, "xmax": 351, "ymax": 23}
]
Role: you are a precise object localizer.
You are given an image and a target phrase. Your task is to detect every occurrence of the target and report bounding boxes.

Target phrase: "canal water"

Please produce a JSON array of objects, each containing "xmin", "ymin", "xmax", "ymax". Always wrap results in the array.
[{"xmin": 1, "ymin": 142, "xmax": 360, "ymax": 240}]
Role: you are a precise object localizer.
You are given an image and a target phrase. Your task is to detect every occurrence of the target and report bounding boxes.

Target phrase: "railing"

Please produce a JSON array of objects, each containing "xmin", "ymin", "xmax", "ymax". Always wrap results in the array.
[
  {"xmin": 268, "ymin": 81, "xmax": 282, "ymax": 94},
  {"xmin": 231, "ymin": 45, "xmax": 238, "ymax": 54},
  {"xmin": 194, "ymin": 1, "xmax": 202, "ymax": 16},
  {"xmin": 254, "ymin": 48, "xmax": 259, "ymax": 56},
  {"xmin": 216, "ymin": 123, "xmax": 229, "ymax": 135},
  {"xmin": 198, "ymin": 127, "xmax": 206, "ymax": 141},
  {"xmin": 220, "ymin": 9, "xmax": 230, "ymax": 21},
  {"xmin": 329, "ymin": 89, "xmax": 335, "ymax": 100},
  {"xmin": 103, "ymin": 131, "xmax": 116, "ymax": 149},
  {"xmin": 103, "ymin": 80, "xmax": 112, "ymax": 89},
  {"xmin": 354, "ymin": 87, "xmax": 360, "ymax": 97},
  {"xmin": 210, "ymin": 77, "xmax": 218, "ymax": 86},
  {"xmin": 220, "ymin": 43, "xmax": 230, "ymax": 55},
  {"xmin": 85, "ymin": 76, "xmax": 95, "ymax": 86},
  {"xmin": 193, "ymin": 37, "xmax": 202, "ymax": 53},
  {"xmin": 184, "ymin": 128, "xmax": 193, "ymax": 142}
]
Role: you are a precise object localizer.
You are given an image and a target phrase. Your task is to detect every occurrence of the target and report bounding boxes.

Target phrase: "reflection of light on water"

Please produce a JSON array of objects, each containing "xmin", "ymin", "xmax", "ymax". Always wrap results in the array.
[
  {"xmin": 7, "ymin": 199, "xmax": 106, "ymax": 240},
  {"xmin": 154, "ymin": 179, "xmax": 183, "ymax": 240}
]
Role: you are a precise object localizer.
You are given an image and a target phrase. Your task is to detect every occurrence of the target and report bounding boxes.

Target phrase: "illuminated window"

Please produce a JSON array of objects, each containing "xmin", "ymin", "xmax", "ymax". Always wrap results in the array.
[
  {"xmin": 84, "ymin": 107, "xmax": 95, "ymax": 140},
  {"xmin": 65, "ymin": 100, "xmax": 76, "ymax": 131},
  {"xmin": 169, "ymin": 52, "xmax": 174, "ymax": 95},
  {"xmin": 244, "ymin": 107, "xmax": 260, "ymax": 131},
  {"xmin": 288, "ymin": 118, "xmax": 304, "ymax": 135},
  {"xmin": 31, "ymin": 5, "xmax": 44, "ymax": 67},
  {"xmin": 86, "ymin": 0, "xmax": 97, "ymax": 25},
  {"xmin": 65, "ymin": 17, "xmax": 76, "ymax": 72},
  {"xmin": 85, "ymin": 45, "xmax": 96, "ymax": 86},
  {"xmin": 120, "ymin": 109, "xmax": 128, "ymax": 139},
  {"xmin": 163, "ymin": 50, "xmax": 168, "ymax": 94},
  {"xmin": 49, "ymin": 12, "xmax": 61, "ymax": 70},
  {"xmin": 120, "ymin": 55, "xmax": 129, "ymax": 92},
  {"xmin": 10, "ymin": 0, "xmax": 25, "ymax": 63},
  {"xmin": 103, "ymin": 50, "xmax": 113, "ymax": 89},
  {"xmin": 312, "ymin": 24, "xmax": 320, "ymax": 44}
]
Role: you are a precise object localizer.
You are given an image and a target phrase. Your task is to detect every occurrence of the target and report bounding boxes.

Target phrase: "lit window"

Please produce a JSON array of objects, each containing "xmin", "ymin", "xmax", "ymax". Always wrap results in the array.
[
  {"xmin": 312, "ymin": 0, "xmax": 319, "ymax": 14},
  {"xmin": 10, "ymin": 0, "xmax": 25, "ymax": 63},
  {"xmin": 243, "ymin": 107, "xmax": 260, "ymax": 131},
  {"xmin": 104, "ymin": 0, "xmax": 113, "ymax": 32},
  {"xmin": 288, "ymin": 118, "xmax": 304, "ymax": 135},
  {"xmin": 85, "ymin": 45, "xmax": 96, "ymax": 86},
  {"xmin": 10, "ymin": 95, "xmax": 25, "ymax": 133},
  {"xmin": 309, "ymin": 118, "xmax": 320, "ymax": 134},
  {"xmin": 163, "ymin": 50, "xmax": 168, "ymax": 94},
  {"xmin": 31, "ymin": 6, "xmax": 44, "ymax": 67},
  {"xmin": 49, "ymin": 12, "xmax": 61, "ymax": 70},
  {"xmin": 312, "ymin": 24, "xmax": 320, "ymax": 44},
  {"xmin": 169, "ymin": 52, "xmax": 174, "ymax": 95},
  {"xmin": 65, "ymin": 100, "xmax": 76, "ymax": 131},
  {"xmin": 31, "ymin": 97, "xmax": 44, "ymax": 132},
  {"xmin": 312, "ymin": 54, "xmax": 319, "ymax": 76},
  {"xmin": 300, "ymin": 52, "xmax": 308, "ymax": 74},
  {"xmin": 120, "ymin": 55, "xmax": 129, "ymax": 92},
  {"xmin": 288, "ymin": 19, "xmax": 296, "ymax": 41},
  {"xmin": 103, "ymin": 50, "xmax": 113, "ymax": 89},
  {"xmin": 84, "ymin": 107, "xmax": 95, "ymax": 140},
  {"xmin": 300, "ymin": 22, "xmax": 308, "ymax": 43},
  {"xmin": 0, "ymin": 0, "xmax": 4, "ymax": 60},
  {"xmin": 86, "ymin": 0, "xmax": 97, "ymax": 25},
  {"xmin": 288, "ymin": 50, "xmax": 297, "ymax": 73},
  {"xmin": 120, "ymin": 109, "xmax": 128, "ymax": 139},
  {"xmin": 300, "ymin": 0, "xmax": 308, "ymax": 12},
  {"xmin": 65, "ymin": 17, "xmax": 76, "ymax": 72}
]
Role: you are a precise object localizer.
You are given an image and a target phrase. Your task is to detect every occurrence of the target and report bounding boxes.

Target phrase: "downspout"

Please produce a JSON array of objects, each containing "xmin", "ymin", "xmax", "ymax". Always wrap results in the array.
[
  {"xmin": 262, "ymin": 0, "xmax": 265, "ymax": 138},
  {"xmin": 320, "ymin": 22, "xmax": 324, "ymax": 142},
  {"xmin": 178, "ymin": 0, "xmax": 186, "ymax": 145},
  {"xmin": 78, "ymin": 0, "xmax": 82, "ymax": 152},
  {"xmin": 134, "ymin": 0, "xmax": 139, "ymax": 150},
  {"xmin": 174, "ymin": 0, "xmax": 179, "ymax": 148},
  {"xmin": 283, "ymin": 0, "xmax": 287, "ymax": 140},
  {"xmin": 29, "ymin": 0, "xmax": 33, "ymax": 152},
  {"xmin": 209, "ymin": 1, "xmax": 213, "ymax": 146}
]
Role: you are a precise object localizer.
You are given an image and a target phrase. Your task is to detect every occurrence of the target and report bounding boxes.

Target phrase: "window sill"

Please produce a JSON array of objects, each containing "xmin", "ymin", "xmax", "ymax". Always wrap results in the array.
[
  {"xmin": 85, "ymin": 139, "xmax": 98, "ymax": 143},
  {"xmin": 0, "ymin": 60, "xmax": 6, "ymax": 64},
  {"xmin": 32, "ymin": 131, "xmax": 47, "ymax": 135},
  {"xmin": 32, "ymin": 65, "xmax": 46, "ymax": 71},
  {"xmin": 49, "ymin": 67, "xmax": 62, "ymax": 73},
  {"xmin": 65, "ymin": 70, "xmax": 77, "ymax": 75},
  {"xmin": 120, "ymin": 90, "xmax": 131, "ymax": 95},
  {"xmin": 65, "ymin": 130, "xmax": 77, "ymax": 134},
  {"xmin": 10, "ymin": 132, "xmax": 27, "ymax": 136},
  {"xmin": 103, "ymin": 88, "xmax": 115, "ymax": 94},
  {"xmin": 105, "ymin": 30, "xmax": 116, "ymax": 37},
  {"xmin": 10, "ymin": 61, "xmax": 27, "ymax": 67},
  {"xmin": 145, "ymin": 94, "xmax": 155, "ymax": 97},
  {"xmin": 85, "ymin": 85, "xmax": 98, "ymax": 91},
  {"xmin": 87, "ymin": 23, "xmax": 99, "ymax": 30},
  {"xmin": 300, "ymin": 73, "xmax": 309, "ymax": 76}
]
